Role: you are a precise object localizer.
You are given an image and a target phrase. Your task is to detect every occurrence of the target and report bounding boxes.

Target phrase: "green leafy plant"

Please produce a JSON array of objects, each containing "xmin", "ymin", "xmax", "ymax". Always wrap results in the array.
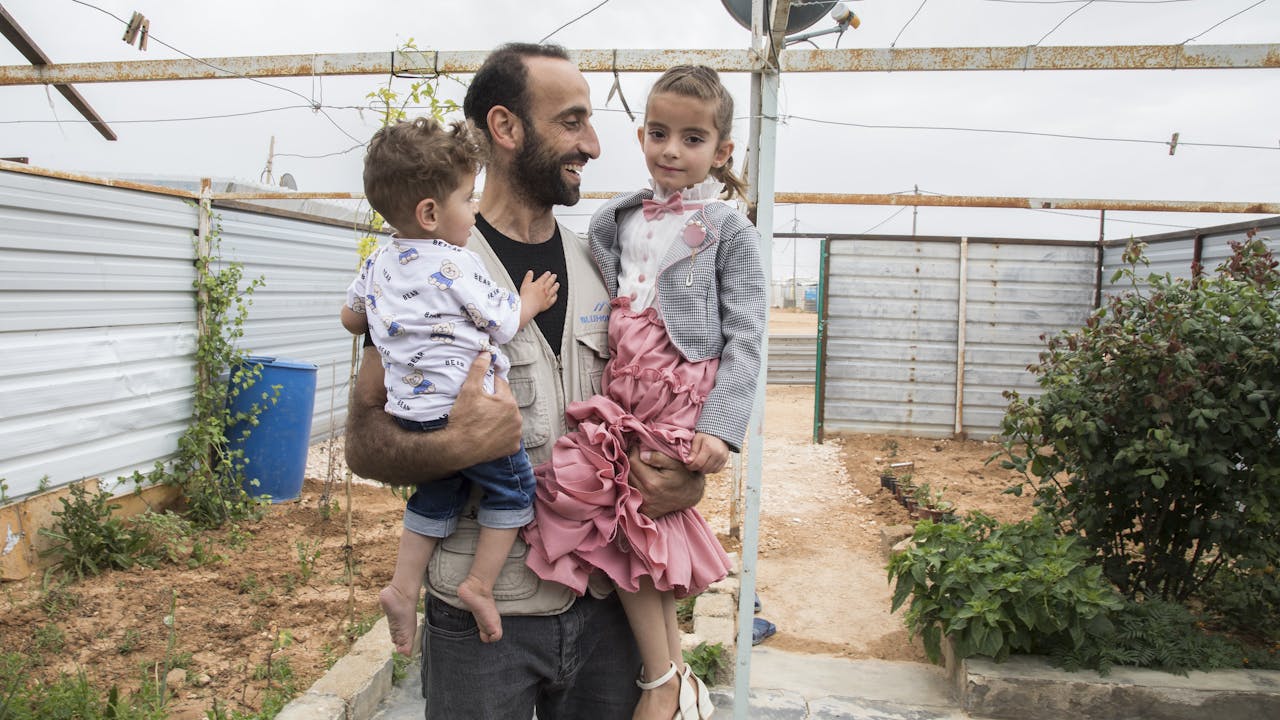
[
  {"xmin": 295, "ymin": 539, "xmax": 322, "ymax": 584},
  {"xmin": 39, "ymin": 578, "xmax": 82, "ymax": 619},
  {"xmin": 132, "ymin": 212, "xmax": 268, "ymax": 532},
  {"xmin": 38, "ymin": 483, "xmax": 154, "ymax": 579},
  {"xmin": 1200, "ymin": 556, "xmax": 1280, "ymax": 643},
  {"xmin": 995, "ymin": 236, "xmax": 1280, "ymax": 603},
  {"xmin": 32, "ymin": 623, "xmax": 66, "ymax": 655},
  {"xmin": 117, "ymin": 629, "xmax": 142, "ymax": 656},
  {"xmin": 682, "ymin": 641, "xmax": 726, "ymax": 686},
  {"xmin": 1051, "ymin": 598, "xmax": 1274, "ymax": 675},
  {"xmin": 0, "ymin": 652, "xmax": 167, "ymax": 720},
  {"xmin": 888, "ymin": 512, "xmax": 1123, "ymax": 665}
]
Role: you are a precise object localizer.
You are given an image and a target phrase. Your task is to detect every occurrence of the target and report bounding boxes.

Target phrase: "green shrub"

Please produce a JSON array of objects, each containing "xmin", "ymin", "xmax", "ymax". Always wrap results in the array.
[
  {"xmin": 888, "ymin": 512, "xmax": 1122, "ymax": 664},
  {"xmin": 38, "ymin": 483, "xmax": 153, "ymax": 579},
  {"xmin": 1049, "ymin": 598, "xmax": 1268, "ymax": 675},
  {"xmin": 682, "ymin": 641, "xmax": 726, "ymax": 686},
  {"xmin": 996, "ymin": 236, "xmax": 1280, "ymax": 603},
  {"xmin": 1201, "ymin": 555, "xmax": 1280, "ymax": 643}
]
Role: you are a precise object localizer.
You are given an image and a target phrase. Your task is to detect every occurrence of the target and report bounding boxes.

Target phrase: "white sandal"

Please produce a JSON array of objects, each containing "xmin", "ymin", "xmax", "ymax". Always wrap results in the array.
[
  {"xmin": 681, "ymin": 664, "xmax": 714, "ymax": 718},
  {"xmin": 635, "ymin": 661, "xmax": 680, "ymax": 691},
  {"xmin": 636, "ymin": 661, "xmax": 690, "ymax": 719}
]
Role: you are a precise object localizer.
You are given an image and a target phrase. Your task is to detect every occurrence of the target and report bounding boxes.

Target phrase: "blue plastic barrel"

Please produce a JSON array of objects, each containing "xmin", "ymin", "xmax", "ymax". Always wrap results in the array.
[{"xmin": 228, "ymin": 355, "xmax": 317, "ymax": 502}]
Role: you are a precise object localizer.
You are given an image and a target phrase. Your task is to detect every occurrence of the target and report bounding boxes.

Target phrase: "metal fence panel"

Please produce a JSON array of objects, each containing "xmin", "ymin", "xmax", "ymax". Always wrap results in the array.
[
  {"xmin": 821, "ymin": 236, "xmax": 1097, "ymax": 440},
  {"xmin": 1101, "ymin": 218, "xmax": 1280, "ymax": 294},
  {"xmin": 0, "ymin": 171, "xmax": 198, "ymax": 496}
]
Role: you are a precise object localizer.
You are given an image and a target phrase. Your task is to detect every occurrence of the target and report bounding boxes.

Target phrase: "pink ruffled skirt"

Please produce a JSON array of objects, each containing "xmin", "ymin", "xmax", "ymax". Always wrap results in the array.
[{"xmin": 522, "ymin": 298, "xmax": 731, "ymax": 598}]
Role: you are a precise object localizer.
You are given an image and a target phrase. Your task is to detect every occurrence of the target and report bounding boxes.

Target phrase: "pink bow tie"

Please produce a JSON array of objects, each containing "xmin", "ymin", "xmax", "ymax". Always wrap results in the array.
[{"xmin": 642, "ymin": 194, "xmax": 700, "ymax": 221}]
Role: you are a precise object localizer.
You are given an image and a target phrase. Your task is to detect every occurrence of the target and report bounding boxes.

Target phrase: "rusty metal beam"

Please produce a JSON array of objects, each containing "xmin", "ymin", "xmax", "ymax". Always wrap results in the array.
[
  {"xmin": 1, "ymin": 43, "xmax": 1277, "ymax": 86},
  {"xmin": 780, "ymin": 43, "xmax": 1280, "ymax": 72},
  {"xmin": 0, "ymin": 5, "xmax": 115, "ymax": 139},
  {"xmin": 770, "ymin": 192, "xmax": 1279, "ymax": 215},
  {"xmin": 0, "ymin": 158, "xmax": 196, "ymax": 197},
  {"xmin": 3, "ymin": 160, "xmax": 1272, "ymax": 214}
]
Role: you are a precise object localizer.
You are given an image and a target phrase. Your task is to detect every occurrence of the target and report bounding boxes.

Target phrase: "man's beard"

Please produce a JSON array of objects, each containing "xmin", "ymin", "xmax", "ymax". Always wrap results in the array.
[{"xmin": 512, "ymin": 125, "xmax": 583, "ymax": 208}]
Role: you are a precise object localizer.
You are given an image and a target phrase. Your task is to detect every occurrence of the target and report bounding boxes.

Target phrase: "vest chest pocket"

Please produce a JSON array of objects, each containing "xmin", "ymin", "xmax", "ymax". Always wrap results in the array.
[
  {"xmin": 505, "ymin": 336, "xmax": 551, "ymax": 451},
  {"xmin": 575, "ymin": 329, "xmax": 609, "ymax": 397}
]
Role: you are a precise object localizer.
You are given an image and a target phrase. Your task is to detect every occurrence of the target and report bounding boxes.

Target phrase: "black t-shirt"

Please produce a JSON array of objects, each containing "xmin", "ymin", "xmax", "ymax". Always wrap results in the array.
[{"xmin": 474, "ymin": 213, "xmax": 568, "ymax": 356}]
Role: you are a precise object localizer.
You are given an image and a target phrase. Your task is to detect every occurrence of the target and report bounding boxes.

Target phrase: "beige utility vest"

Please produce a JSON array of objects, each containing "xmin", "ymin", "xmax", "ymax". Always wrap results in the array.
[{"xmin": 425, "ymin": 223, "xmax": 613, "ymax": 615}]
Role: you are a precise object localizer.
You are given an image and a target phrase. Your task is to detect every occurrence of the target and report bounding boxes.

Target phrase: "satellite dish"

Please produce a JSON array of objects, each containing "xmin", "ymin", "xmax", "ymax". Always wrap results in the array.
[
  {"xmin": 279, "ymin": 173, "xmax": 297, "ymax": 190},
  {"xmin": 720, "ymin": 0, "xmax": 837, "ymax": 34}
]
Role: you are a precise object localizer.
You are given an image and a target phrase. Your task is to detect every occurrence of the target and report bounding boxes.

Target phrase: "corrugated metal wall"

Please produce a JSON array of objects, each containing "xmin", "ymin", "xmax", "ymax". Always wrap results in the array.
[
  {"xmin": 214, "ymin": 206, "xmax": 364, "ymax": 441},
  {"xmin": 819, "ymin": 236, "xmax": 1097, "ymax": 440},
  {"xmin": 0, "ymin": 171, "xmax": 200, "ymax": 497},
  {"xmin": 0, "ymin": 170, "xmax": 373, "ymax": 498}
]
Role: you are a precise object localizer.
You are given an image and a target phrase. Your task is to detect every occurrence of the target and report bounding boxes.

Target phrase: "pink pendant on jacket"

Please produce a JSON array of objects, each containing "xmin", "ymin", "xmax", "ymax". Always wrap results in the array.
[{"xmin": 682, "ymin": 221, "xmax": 706, "ymax": 248}]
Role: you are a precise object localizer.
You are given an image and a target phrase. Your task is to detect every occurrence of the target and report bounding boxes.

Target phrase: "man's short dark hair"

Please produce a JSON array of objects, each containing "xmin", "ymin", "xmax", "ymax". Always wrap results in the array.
[{"xmin": 464, "ymin": 43, "xmax": 571, "ymax": 138}]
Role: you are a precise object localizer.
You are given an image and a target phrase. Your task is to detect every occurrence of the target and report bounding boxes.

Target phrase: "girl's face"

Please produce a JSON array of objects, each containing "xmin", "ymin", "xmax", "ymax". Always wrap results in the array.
[{"xmin": 638, "ymin": 91, "xmax": 734, "ymax": 196}]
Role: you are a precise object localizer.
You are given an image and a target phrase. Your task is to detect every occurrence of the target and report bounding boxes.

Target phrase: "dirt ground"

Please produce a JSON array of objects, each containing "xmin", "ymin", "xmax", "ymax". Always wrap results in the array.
[{"xmin": 0, "ymin": 310, "xmax": 1035, "ymax": 716}]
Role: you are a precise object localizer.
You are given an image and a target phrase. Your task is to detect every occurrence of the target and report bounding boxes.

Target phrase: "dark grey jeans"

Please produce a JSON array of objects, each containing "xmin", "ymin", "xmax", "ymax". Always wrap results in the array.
[{"xmin": 421, "ymin": 592, "xmax": 641, "ymax": 719}]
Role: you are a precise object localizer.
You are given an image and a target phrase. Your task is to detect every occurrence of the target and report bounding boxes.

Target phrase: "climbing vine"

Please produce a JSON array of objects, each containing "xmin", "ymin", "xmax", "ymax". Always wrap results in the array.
[{"xmin": 134, "ymin": 208, "xmax": 270, "ymax": 529}]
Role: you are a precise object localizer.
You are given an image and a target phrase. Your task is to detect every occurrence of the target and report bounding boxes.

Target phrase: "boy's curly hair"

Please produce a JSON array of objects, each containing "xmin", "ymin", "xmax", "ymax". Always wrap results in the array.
[{"xmin": 363, "ymin": 118, "xmax": 487, "ymax": 232}]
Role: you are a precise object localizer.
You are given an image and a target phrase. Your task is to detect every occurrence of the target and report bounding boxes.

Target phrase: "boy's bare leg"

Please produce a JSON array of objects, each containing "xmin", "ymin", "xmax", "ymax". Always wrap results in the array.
[
  {"xmin": 380, "ymin": 530, "xmax": 437, "ymax": 656},
  {"xmin": 617, "ymin": 578, "xmax": 680, "ymax": 720},
  {"xmin": 456, "ymin": 526, "xmax": 517, "ymax": 643}
]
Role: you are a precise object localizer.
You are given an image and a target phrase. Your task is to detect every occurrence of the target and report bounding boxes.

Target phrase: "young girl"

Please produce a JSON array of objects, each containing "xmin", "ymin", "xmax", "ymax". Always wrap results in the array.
[{"xmin": 523, "ymin": 65, "xmax": 766, "ymax": 720}]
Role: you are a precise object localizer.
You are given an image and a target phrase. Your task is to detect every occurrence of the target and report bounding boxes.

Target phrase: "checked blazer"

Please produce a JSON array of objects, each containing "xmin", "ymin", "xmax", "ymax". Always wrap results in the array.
[{"xmin": 587, "ymin": 188, "xmax": 767, "ymax": 452}]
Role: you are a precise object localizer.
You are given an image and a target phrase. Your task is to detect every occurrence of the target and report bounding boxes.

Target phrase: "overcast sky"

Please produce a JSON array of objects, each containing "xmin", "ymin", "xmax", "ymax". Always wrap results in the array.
[{"xmin": 2, "ymin": 0, "xmax": 1277, "ymax": 278}]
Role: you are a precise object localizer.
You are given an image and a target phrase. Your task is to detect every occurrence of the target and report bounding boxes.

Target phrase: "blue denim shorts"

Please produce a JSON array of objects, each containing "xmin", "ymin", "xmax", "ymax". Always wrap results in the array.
[{"xmin": 394, "ymin": 415, "xmax": 536, "ymax": 537}]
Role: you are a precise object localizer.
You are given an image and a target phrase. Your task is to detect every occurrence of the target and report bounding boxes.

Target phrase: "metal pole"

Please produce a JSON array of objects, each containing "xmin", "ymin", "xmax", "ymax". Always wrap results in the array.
[
  {"xmin": 954, "ymin": 237, "xmax": 969, "ymax": 438},
  {"xmin": 733, "ymin": 1, "xmax": 777, "ymax": 716},
  {"xmin": 912, "ymin": 184, "xmax": 919, "ymax": 236}
]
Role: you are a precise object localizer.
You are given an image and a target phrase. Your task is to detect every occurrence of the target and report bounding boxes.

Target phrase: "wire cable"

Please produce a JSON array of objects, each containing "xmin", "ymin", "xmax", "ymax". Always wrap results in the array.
[
  {"xmin": 985, "ymin": 0, "xmax": 1195, "ymax": 4},
  {"xmin": 1182, "ymin": 0, "xmax": 1270, "ymax": 44},
  {"xmin": 1028, "ymin": 207, "xmax": 1198, "ymax": 229},
  {"xmin": 891, "ymin": 0, "xmax": 932, "ymax": 48},
  {"xmin": 66, "ymin": 0, "xmax": 364, "ymax": 145},
  {"xmin": 860, "ymin": 206, "xmax": 912, "ymax": 234},
  {"xmin": 0, "ymin": 104, "xmax": 316, "ymax": 125},
  {"xmin": 1032, "ymin": 0, "xmax": 1098, "ymax": 45},
  {"xmin": 783, "ymin": 114, "xmax": 1280, "ymax": 152},
  {"xmin": 275, "ymin": 142, "xmax": 366, "ymax": 160},
  {"xmin": 539, "ymin": 0, "xmax": 613, "ymax": 43}
]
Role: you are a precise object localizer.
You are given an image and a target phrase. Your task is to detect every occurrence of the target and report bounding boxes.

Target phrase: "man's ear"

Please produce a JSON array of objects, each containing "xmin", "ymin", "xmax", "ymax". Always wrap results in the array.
[
  {"xmin": 487, "ymin": 106, "xmax": 522, "ymax": 151},
  {"xmin": 415, "ymin": 197, "xmax": 438, "ymax": 233},
  {"xmin": 636, "ymin": 126, "xmax": 645, "ymax": 146},
  {"xmin": 713, "ymin": 138, "xmax": 735, "ymax": 169}
]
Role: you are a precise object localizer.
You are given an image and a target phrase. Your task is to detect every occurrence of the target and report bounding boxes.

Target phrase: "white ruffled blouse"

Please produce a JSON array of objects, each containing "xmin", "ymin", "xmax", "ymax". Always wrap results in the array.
[{"xmin": 616, "ymin": 177, "xmax": 725, "ymax": 311}]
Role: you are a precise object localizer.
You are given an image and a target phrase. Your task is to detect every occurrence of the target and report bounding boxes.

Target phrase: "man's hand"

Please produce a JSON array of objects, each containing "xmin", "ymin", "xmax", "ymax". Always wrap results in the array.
[
  {"xmin": 345, "ymin": 347, "xmax": 521, "ymax": 485},
  {"xmin": 628, "ymin": 447, "xmax": 705, "ymax": 519},
  {"xmin": 449, "ymin": 352, "xmax": 523, "ymax": 461},
  {"xmin": 685, "ymin": 432, "xmax": 730, "ymax": 474}
]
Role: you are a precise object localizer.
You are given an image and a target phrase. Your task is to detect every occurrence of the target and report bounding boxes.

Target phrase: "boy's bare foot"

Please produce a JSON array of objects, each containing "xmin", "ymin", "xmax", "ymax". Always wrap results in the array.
[
  {"xmin": 457, "ymin": 574, "xmax": 503, "ymax": 643},
  {"xmin": 632, "ymin": 664, "xmax": 680, "ymax": 720},
  {"xmin": 378, "ymin": 584, "xmax": 418, "ymax": 656}
]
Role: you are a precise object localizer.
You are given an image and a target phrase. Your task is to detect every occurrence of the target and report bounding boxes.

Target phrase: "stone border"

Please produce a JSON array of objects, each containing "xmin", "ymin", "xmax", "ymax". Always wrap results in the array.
[
  {"xmin": 276, "ymin": 616, "xmax": 398, "ymax": 720},
  {"xmin": 885, "ymin": 525, "xmax": 1280, "ymax": 720},
  {"xmin": 686, "ymin": 552, "xmax": 741, "ymax": 686}
]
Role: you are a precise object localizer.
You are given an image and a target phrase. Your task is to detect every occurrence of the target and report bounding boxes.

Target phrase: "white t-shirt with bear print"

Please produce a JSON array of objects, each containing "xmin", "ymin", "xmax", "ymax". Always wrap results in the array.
[{"xmin": 345, "ymin": 237, "xmax": 521, "ymax": 423}]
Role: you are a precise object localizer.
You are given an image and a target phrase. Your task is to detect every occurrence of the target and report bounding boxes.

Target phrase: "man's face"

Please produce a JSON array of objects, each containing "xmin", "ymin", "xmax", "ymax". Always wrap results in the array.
[{"xmin": 511, "ymin": 56, "xmax": 600, "ymax": 208}]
